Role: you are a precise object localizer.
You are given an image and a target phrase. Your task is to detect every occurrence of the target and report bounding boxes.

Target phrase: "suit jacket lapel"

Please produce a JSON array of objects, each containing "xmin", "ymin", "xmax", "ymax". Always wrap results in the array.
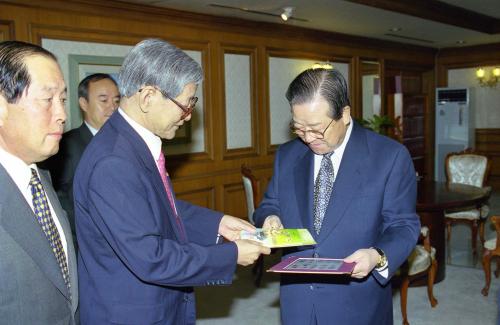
[
  {"xmin": 109, "ymin": 113, "xmax": 186, "ymax": 243},
  {"xmin": 317, "ymin": 123, "xmax": 367, "ymax": 243},
  {"xmin": 39, "ymin": 169, "xmax": 78, "ymax": 309},
  {"xmin": 0, "ymin": 166, "xmax": 69, "ymax": 299},
  {"xmin": 294, "ymin": 149, "xmax": 315, "ymax": 234}
]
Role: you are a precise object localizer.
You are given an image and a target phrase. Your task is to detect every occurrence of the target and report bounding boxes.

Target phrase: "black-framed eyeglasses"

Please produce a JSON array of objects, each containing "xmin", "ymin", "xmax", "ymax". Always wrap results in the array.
[
  {"xmin": 139, "ymin": 87, "xmax": 198, "ymax": 120},
  {"xmin": 290, "ymin": 118, "xmax": 335, "ymax": 140}
]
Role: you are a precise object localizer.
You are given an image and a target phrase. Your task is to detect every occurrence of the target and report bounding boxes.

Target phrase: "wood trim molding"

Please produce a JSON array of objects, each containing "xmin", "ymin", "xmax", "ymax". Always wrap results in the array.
[
  {"xmin": 436, "ymin": 43, "xmax": 500, "ymax": 88},
  {"xmin": 220, "ymin": 44, "xmax": 260, "ymax": 159},
  {"xmin": 3, "ymin": 0, "xmax": 437, "ymax": 53},
  {"xmin": 0, "ymin": 19, "xmax": 15, "ymax": 41},
  {"xmin": 345, "ymin": 0, "xmax": 500, "ymax": 34},
  {"xmin": 476, "ymin": 128, "xmax": 500, "ymax": 190}
]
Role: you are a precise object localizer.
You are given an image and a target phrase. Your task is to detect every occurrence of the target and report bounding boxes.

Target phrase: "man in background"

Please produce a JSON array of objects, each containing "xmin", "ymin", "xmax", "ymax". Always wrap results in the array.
[
  {"xmin": 0, "ymin": 40, "xmax": 78, "ymax": 324},
  {"xmin": 74, "ymin": 38, "xmax": 269, "ymax": 324},
  {"xmin": 255, "ymin": 68, "xmax": 420, "ymax": 325},
  {"xmin": 43, "ymin": 73, "xmax": 120, "ymax": 250}
]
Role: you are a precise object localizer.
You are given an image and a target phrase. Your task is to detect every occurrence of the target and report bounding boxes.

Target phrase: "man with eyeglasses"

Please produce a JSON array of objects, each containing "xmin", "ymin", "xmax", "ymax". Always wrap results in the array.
[
  {"xmin": 73, "ymin": 39, "xmax": 270, "ymax": 325},
  {"xmin": 254, "ymin": 68, "xmax": 420, "ymax": 325}
]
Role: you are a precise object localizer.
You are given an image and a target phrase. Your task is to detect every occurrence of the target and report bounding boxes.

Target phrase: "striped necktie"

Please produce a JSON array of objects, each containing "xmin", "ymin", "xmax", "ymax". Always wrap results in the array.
[
  {"xmin": 30, "ymin": 168, "xmax": 71, "ymax": 299},
  {"xmin": 313, "ymin": 152, "xmax": 334, "ymax": 234}
]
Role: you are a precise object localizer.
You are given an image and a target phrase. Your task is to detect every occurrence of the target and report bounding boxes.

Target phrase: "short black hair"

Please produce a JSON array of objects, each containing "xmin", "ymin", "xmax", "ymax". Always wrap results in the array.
[
  {"xmin": 286, "ymin": 68, "xmax": 350, "ymax": 120},
  {"xmin": 0, "ymin": 41, "xmax": 57, "ymax": 103},
  {"xmin": 78, "ymin": 73, "xmax": 118, "ymax": 101}
]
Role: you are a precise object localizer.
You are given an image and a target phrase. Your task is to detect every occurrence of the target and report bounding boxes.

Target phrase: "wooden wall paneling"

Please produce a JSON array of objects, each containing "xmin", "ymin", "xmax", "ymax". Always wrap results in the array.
[
  {"xmin": 223, "ymin": 182, "xmax": 248, "ymax": 220},
  {"xmin": 175, "ymin": 187, "xmax": 216, "ymax": 210},
  {"xmin": 0, "ymin": 0, "xmax": 437, "ymax": 221},
  {"xmin": 351, "ymin": 56, "xmax": 362, "ymax": 119},
  {"xmin": 257, "ymin": 44, "xmax": 270, "ymax": 160},
  {"xmin": 379, "ymin": 59, "xmax": 387, "ymax": 116},
  {"xmin": 476, "ymin": 129, "xmax": 500, "ymax": 190},
  {"xmin": 220, "ymin": 44, "xmax": 259, "ymax": 159},
  {"xmin": 0, "ymin": 20, "xmax": 14, "ymax": 41},
  {"xmin": 422, "ymin": 69, "xmax": 435, "ymax": 180}
]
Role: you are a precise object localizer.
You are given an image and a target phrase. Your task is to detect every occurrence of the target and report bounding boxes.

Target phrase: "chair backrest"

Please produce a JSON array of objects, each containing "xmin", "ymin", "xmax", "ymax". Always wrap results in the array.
[
  {"xmin": 445, "ymin": 148, "xmax": 490, "ymax": 187},
  {"xmin": 241, "ymin": 164, "xmax": 259, "ymax": 225}
]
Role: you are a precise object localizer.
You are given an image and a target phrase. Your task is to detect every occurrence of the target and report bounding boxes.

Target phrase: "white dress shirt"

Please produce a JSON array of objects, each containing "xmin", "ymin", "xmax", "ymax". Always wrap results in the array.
[
  {"xmin": 84, "ymin": 120, "xmax": 98, "ymax": 136},
  {"xmin": 118, "ymin": 108, "xmax": 162, "ymax": 166},
  {"xmin": 0, "ymin": 147, "xmax": 68, "ymax": 260}
]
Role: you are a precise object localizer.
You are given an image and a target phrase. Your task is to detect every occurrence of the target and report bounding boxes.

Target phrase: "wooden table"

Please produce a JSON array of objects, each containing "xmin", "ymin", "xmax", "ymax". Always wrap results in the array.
[{"xmin": 417, "ymin": 181, "xmax": 491, "ymax": 283}]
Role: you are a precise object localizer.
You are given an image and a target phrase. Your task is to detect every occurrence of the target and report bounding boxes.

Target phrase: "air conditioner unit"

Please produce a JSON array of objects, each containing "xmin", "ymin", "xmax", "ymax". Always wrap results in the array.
[{"xmin": 435, "ymin": 88, "xmax": 473, "ymax": 181}]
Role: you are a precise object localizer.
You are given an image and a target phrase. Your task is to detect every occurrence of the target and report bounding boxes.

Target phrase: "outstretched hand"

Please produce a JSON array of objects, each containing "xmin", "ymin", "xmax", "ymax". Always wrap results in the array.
[
  {"xmin": 218, "ymin": 215, "xmax": 255, "ymax": 241},
  {"xmin": 262, "ymin": 215, "xmax": 284, "ymax": 231}
]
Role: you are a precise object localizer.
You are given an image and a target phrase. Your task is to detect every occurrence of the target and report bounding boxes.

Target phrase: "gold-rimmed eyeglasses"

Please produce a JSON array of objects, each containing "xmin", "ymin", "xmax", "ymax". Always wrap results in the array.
[
  {"xmin": 139, "ymin": 87, "xmax": 198, "ymax": 120},
  {"xmin": 290, "ymin": 118, "xmax": 335, "ymax": 140}
]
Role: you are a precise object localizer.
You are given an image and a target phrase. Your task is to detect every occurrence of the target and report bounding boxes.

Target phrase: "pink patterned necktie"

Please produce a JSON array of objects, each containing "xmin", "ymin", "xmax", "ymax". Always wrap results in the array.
[{"xmin": 156, "ymin": 153, "xmax": 186, "ymax": 240}]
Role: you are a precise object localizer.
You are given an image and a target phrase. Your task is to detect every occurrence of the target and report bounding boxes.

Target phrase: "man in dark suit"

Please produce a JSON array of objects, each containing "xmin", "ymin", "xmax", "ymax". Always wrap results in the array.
[
  {"xmin": 0, "ymin": 41, "xmax": 78, "ymax": 324},
  {"xmin": 44, "ymin": 73, "xmax": 120, "ymax": 250},
  {"xmin": 254, "ymin": 68, "xmax": 420, "ymax": 325},
  {"xmin": 73, "ymin": 38, "xmax": 270, "ymax": 325}
]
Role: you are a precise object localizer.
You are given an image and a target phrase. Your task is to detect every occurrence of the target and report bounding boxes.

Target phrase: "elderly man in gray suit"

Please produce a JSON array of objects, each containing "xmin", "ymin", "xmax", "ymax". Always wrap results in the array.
[{"xmin": 0, "ymin": 41, "xmax": 78, "ymax": 324}]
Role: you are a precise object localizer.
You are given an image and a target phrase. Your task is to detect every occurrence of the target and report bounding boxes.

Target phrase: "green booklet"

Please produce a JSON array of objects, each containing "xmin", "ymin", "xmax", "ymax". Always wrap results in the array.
[{"xmin": 240, "ymin": 228, "xmax": 316, "ymax": 248}]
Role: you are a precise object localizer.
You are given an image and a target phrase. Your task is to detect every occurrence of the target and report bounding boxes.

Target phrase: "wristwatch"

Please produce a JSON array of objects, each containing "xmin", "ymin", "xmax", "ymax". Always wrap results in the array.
[{"xmin": 373, "ymin": 247, "xmax": 387, "ymax": 269}]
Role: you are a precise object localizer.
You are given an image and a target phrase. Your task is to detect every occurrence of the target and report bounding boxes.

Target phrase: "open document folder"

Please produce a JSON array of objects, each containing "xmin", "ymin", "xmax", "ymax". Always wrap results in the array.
[
  {"xmin": 268, "ymin": 256, "xmax": 356, "ymax": 275},
  {"xmin": 239, "ymin": 228, "xmax": 316, "ymax": 248}
]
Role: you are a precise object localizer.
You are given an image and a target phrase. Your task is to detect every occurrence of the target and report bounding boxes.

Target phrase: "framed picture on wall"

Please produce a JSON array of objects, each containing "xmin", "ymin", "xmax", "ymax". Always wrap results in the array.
[
  {"xmin": 68, "ymin": 54, "xmax": 191, "ymax": 145},
  {"xmin": 68, "ymin": 54, "xmax": 123, "ymax": 129}
]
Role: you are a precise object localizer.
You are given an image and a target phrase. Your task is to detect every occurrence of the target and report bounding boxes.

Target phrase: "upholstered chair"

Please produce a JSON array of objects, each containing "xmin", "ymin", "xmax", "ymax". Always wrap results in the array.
[
  {"xmin": 444, "ymin": 149, "xmax": 491, "ymax": 259},
  {"xmin": 481, "ymin": 216, "xmax": 500, "ymax": 296},
  {"xmin": 399, "ymin": 226, "xmax": 438, "ymax": 325},
  {"xmin": 241, "ymin": 164, "xmax": 264, "ymax": 286}
]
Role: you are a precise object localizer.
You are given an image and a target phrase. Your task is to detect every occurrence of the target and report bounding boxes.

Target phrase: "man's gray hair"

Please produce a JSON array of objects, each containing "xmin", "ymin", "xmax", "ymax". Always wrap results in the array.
[
  {"xmin": 285, "ymin": 68, "xmax": 350, "ymax": 120},
  {"xmin": 118, "ymin": 38, "xmax": 202, "ymax": 98}
]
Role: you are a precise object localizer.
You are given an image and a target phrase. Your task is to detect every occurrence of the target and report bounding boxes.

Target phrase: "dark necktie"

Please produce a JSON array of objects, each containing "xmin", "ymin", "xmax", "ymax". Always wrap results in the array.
[
  {"xmin": 156, "ymin": 153, "xmax": 186, "ymax": 240},
  {"xmin": 30, "ymin": 168, "xmax": 71, "ymax": 298},
  {"xmin": 313, "ymin": 152, "xmax": 334, "ymax": 234}
]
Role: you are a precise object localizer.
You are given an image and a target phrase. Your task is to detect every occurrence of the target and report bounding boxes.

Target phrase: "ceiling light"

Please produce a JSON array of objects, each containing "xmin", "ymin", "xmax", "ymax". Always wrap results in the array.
[
  {"xmin": 388, "ymin": 27, "xmax": 402, "ymax": 32},
  {"xmin": 312, "ymin": 61, "xmax": 334, "ymax": 70},
  {"xmin": 456, "ymin": 40, "xmax": 466, "ymax": 45},
  {"xmin": 281, "ymin": 7, "xmax": 293, "ymax": 21}
]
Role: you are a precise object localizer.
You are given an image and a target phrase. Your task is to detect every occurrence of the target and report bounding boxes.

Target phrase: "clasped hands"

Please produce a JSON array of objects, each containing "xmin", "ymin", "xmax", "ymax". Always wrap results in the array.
[
  {"xmin": 262, "ymin": 215, "xmax": 380, "ymax": 278},
  {"xmin": 218, "ymin": 215, "xmax": 270, "ymax": 266}
]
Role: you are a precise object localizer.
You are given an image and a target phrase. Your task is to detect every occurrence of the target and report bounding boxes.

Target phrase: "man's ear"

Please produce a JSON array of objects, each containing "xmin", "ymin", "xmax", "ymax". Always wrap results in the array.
[
  {"xmin": 79, "ymin": 97, "xmax": 88, "ymax": 113},
  {"xmin": 342, "ymin": 106, "xmax": 351, "ymax": 125},
  {"xmin": 0, "ymin": 95, "xmax": 8, "ymax": 127},
  {"xmin": 138, "ymin": 86, "xmax": 155, "ymax": 113}
]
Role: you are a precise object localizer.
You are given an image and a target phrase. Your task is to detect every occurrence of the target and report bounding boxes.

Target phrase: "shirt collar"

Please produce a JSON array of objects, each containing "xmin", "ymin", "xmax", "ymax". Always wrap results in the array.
[
  {"xmin": 118, "ymin": 108, "xmax": 162, "ymax": 161},
  {"xmin": 333, "ymin": 117, "xmax": 353, "ymax": 158},
  {"xmin": 84, "ymin": 120, "xmax": 99, "ymax": 136},
  {"xmin": 0, "ymin": 146, "xmax": 38, "ymax": 192}
]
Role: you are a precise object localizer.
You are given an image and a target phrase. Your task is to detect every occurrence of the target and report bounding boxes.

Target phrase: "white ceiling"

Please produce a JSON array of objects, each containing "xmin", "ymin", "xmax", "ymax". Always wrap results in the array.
[{"xmin": 121, "ymin": 0, "xmax": 500, "ymax": 48}]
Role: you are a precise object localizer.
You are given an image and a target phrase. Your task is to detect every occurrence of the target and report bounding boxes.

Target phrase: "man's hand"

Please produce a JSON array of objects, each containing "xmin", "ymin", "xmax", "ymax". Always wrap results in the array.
[
  {"xmin": 218, "ymin": 215, "xmax": 255, "ymax": 241},
  {"xmin": 234, "ymin": 240, "xmax": 271, "ymax": 266},
  {"xmin": 262, "ymin": 215, "xmax": 284, "ymax": 231},
  {"xmin": 344, "ymin": 248, "xmax": 380, "ymax": 279}
]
